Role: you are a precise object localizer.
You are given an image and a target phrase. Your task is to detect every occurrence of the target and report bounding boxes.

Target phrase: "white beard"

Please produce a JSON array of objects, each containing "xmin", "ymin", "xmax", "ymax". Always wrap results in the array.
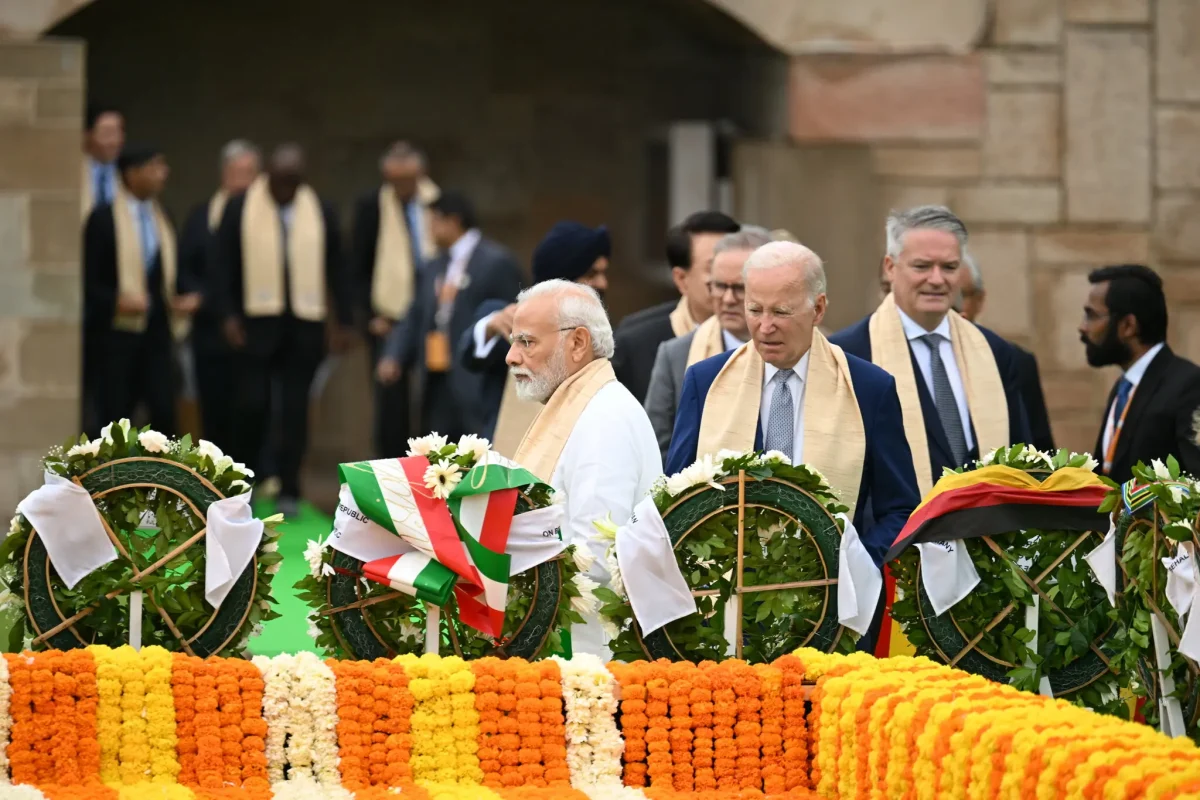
[{"xmin": 511, "ymin": 349, "xmax": 569, "ymax": 404}]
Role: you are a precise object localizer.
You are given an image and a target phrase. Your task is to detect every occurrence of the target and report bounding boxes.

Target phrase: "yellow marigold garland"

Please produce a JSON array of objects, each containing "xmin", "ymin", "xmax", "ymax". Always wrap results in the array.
[{"xmin": 397, "ymin": 652, "xmax": 481, "ymax": 785}]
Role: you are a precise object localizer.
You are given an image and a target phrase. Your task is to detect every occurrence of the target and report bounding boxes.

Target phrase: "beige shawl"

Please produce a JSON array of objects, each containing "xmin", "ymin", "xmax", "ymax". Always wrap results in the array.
[
  {"xmin": 371, "ymin": 178, "xmax": 439, "ymax": 320},
  {"xmin": 513, "ymin": 358, "xmax": 617, "ymax": 482},
  {"xmin": 868, "ymin": 293, "xmax": 1008, "ymax": 496},
  {"xmin": 82, "ymin": 159, "xmax": 96, "ymax": 219},
  {"xmin": 669, "ymin": 297, "xmax": 699, "ymax": 337},
  {"xmin": 111, "ymin": 183, "xmax": 185, "ymax": 339},
  {"xmin": 492, "ymin": 377, "xmax": 541, "ymax": 460},
  {"xmin": 240, "ymin": 175, "xmax": 326, "ymax": 321},
  {"xmin": 207, "ymin": 190, "xmax": 229, "ymax": 231},
  {"xmin": 686, "ymin": 315, "xmax": 726, "ymax": 368},
  {"xmin": 696, "ymin": 331, "xmax": 866, "ymax": 516}
]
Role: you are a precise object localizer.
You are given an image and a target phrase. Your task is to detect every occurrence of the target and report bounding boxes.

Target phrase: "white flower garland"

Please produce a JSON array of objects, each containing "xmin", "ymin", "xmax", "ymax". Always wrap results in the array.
[
  {"xmin": 0, "ymin": 786, "xmax": 46, "ymax": 799},
  {"xmin": 269, "ymin": 777, "xmax": 353, "ymax": 800},
  {"xmin": 293, "ymin": 651, "xmax": 341, "ymax": 787},
  {"xmin": 551, "ymin": 653, "xmax": 625, "ymax": 789},
  {"xmin": 252, "ymin": 654, "xmax": 290, "ymax": 783},
  {"xmin": 577, "ymin": 786, "xmax": 649, "ymax": 799}
]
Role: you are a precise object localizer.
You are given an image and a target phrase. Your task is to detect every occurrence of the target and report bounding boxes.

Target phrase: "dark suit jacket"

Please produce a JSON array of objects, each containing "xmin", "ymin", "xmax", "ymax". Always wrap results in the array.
[
  {"xmin": 178, "ymin": 202, "xmax": 224, "ymax": 353},
  {"xmin": 1094, "ymin": 345, "xmax": 1200, "ymax": 484},
  {"xmin": 455, "ymin": 296, "xmax": 514, "ymax": 439},
  {"xmin": 207, "ymin": 191, "xmax": 352, "ymax": 351},
  {"xmin": 83, "ymin": 202, "xmax": 190, "ymax": 333},
  {"xmin": 665, "ymin": 349, "xmax": 921, "ymax": 565},
  {"xmin": 612, "ymin": 299, "xmax": 679, "ymax": 403},
  {"xmin": 1013, "ymin": 345, "xmax": 1054, "ymax": 453},
  {"xmin": 829, "ymin": 316, "xmax": 1032, "ymax": 481},
  {"xmin": 385, "ymin": 237, "xmax": 522, "ymax": 433}
]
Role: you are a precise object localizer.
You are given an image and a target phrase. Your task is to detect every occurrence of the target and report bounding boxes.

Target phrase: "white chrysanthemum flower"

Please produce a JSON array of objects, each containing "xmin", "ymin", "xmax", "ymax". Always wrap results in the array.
[
  {"xmin": 1153, "ymin": 458, "xmax": 1173, "ymax": 482},
  {"xmin": 601, "ymin": 618, "xmax": 621, "ymax": 641},
  {"xmin": 266, "ymin": 562, "xmax": 281, "ymax": 575},
  {"xmin": 137, "ymin": 430, "xmax": 170, "ymax": 453},
  {"xmin": 406, "ymin": 433, "xmax": 448, "ymax": 457},
  {"xmin": 66, "ymin": 440, "xmax": 102, "ymax": 459},
  {"xmin": 303, "ymin": 539, "xmax": 327, "ymax": 579},
  {"xmin": 229, "ymin": 480, "xmax": 252, "ymax": 494},
  {"xmin": 665, "ymin": 471, "xmax": 693, "ymax": 497},
  {"xmin": 197, "ymin": 439, "xmax": 224, "ymax": 462},
  {"xmin": 980, "ymin": 447, "xmax": 1000, "ymax": 466},
  {"xmin": 761, "ymin": 449, "xmax": 792, "ymax": 466},
  {"xmin": 456, "ymin": 433, "xmax": 491, "ymax": 464},
  {"xmin": 423, "ymin": 460, "xmax": 462, "ymax": 500},
  {"xmin": 1170, "ymin": 485, "xmax": 1185, "ymax": 504},
  {"xmin": 7, "ymin": 515, "xmax": 21, "ymax": 538},
  {"xmin": 571, "ymin": 545, "xmax": 596, "ymax": 574},
  {"xmin": 307, "ymin": 613, "xmax": 322, "ymax": 642},
  {"xmin": 235, "ymin": 463, "xmax": 255, "ymax": 478},
  {"xmin": 715, "ymin": 448, "xmax": 743, "ymax": 464},
  {"xmin": 262, "ymin": 541, "xmax": 278, "ymax": 553},
  {"xmin": 213, "ymin": 455, "xmax": 235, "ymax": 476}
]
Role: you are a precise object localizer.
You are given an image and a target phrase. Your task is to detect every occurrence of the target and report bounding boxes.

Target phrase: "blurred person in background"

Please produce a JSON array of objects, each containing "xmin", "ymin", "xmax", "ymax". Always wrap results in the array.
[
  {"xmin": 178, "ymin": 139, "xmax": 261, "ymax": 451},
  {"xmin": 351, "ymin": 142, "xmax": 440, "ymax": 457}
]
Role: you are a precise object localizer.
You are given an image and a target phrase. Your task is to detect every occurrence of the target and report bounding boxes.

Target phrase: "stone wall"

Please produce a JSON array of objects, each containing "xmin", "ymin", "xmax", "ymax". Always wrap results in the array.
[
  {"xmin": 783, "ymin": 0, "xmax": 1200, "ymax": 454},
  {"xmin": 0, "ymin": 39, "xmax": 84, "ymax": 513}
]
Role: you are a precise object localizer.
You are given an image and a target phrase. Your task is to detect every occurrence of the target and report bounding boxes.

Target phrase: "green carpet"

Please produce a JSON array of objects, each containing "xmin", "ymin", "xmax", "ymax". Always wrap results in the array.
[{"xmin": 248, "ymin": 500, "xmax": 328, "ymax": 657}]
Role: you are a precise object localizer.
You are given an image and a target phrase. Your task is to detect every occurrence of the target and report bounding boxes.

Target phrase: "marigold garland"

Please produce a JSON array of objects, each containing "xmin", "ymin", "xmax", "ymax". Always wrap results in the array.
[
  {"xmin": 398, "ymin": 652, "xmax": 481, "ymax": 785},
  {"xmin": 552, "ymin": 654, "xmax": 623, "ymax": 790},
  {"xmin": 611, "ymin": 662, "xmax": 649, "ymax": 788}
]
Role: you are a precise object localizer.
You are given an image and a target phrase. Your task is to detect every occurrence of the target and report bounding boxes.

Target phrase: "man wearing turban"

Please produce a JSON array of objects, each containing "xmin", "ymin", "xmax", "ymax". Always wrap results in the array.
[{"xmin": 458, "ymin": 221, "xmax": 610, "ymax": 452}]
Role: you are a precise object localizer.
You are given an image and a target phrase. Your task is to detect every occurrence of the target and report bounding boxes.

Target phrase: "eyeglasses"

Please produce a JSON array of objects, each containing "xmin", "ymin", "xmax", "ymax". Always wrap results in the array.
[
  {"xmin": 509, "ymin": 326, "xmax": 580, "ymax": 351},
  {"xmin": 709, "ymin": 281, "xmax": 745, "ymax": 300}
]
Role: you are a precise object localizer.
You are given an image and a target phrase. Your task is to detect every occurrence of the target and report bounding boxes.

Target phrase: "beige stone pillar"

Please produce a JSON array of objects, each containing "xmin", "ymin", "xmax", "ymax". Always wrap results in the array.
[{"xmin": 0, "ymin": 38, "xmax": 85, "ymax": 513}]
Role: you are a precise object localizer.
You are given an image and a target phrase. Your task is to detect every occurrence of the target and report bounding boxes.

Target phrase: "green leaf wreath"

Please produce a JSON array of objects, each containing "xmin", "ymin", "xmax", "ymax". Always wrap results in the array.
[
  {"xmin": 596, "ymin": 449, "xmax": 857, "ymax": 664},
  {"xmin": 1103, "ymin": 456, "xmax": 1200, "ymax": 739},
  {"xmin": 0, "ymin": 419, "xmax": 282, "ymax": 656},
  {"xmin": 891, "ymin": 444, "xmax": 1126, "ymax": 717},
  {"xmin": 296, "ymin": 433, "xmax": 593, "ymax": 660}
]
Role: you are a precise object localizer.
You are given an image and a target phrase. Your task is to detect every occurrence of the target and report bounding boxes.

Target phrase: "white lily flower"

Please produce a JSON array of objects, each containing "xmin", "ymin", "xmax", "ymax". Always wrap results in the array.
[
  {"xmin": 1153, "ymin": 459, "xmax": 1173, "ymax": 482},
  {"xmin": 198, "ymin": 439, "xmax": 225, "ymax": 462},
  {"xmin": 66, "ymin": 440, "xmax": 102, "ymax": 459},
  {"xmin": 138, "ymin": 430, "xmax": 170, "ymax": 453}
]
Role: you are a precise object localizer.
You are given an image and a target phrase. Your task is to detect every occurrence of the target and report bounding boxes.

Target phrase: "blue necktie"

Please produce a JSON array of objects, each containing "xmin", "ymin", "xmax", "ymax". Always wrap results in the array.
[
  {"xmin": 921, "ymin": 333, "xmax": 969, "ymax": 467},
  {"xmin": 95, "ymin": 168, "xmax": 109, "ymax": 205},
  {"xmin": 139, "ymin": 206, "xmax": 156, "ymax": 271},
  {"xmin": 764, "ymin": 369, "xmax": 795, "ymax": 460},
  {"xmin": 1112, "ymin": 378, "xmax": 1133, "ymax": 426}
]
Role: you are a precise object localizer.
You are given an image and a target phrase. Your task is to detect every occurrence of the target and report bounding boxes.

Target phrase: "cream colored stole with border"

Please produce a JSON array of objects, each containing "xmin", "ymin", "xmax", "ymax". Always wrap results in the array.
[
  {"xmin": 513, "ymin": 359, "xmax": 617, "ymax": 483},
  {"xmin": 696, "ymin": 331, "xmax": 865, "ymax": 516},
  {"xmin": 371, "ymin": 177, "xmax": 440, "ymax": 320},
  {"xmin": 669, "ymin": 297, "xmax": 698, "ymax": 337},
  {"xmin": 686, "ymin": 315, "xmax": 726, "ymax": 368},
  {"xmin": 111, "ymin": 183, "xmax": 184, "ymax": 339},
  {"xmin": 492, "ymin": 378, "xmax": 542, "ymax": 461},
  {"xmin": 868, "ymin": 293, "xmax": 1008, "ymax": 496},
  {"xmin": 207, "ymin": 190, "xmax": 229, "ymax": 231},
  {"xmin": 82, "ymin": 159, "xmax": 95, "ymax": 219},
  {"xmin": 241, "ymin": 175, "xmax": 326, "ymax": 321}
]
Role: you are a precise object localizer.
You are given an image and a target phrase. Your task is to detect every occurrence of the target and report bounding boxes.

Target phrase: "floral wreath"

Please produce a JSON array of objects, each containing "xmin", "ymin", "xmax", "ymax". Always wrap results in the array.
[
  {"xmin": 1104, "ymin": 456, "xmax": 1200, "ymax": 736},
  {"xmin": 297, "ymin": 433, "xmax": 597, "ymax": 660},
  {"xmin": 0, "ymin": 419, "xmax": 282, "ymax": 657},
  {"xmin": 890, "ymin": 444, "xmax": 1126, "ymax": 716},
  {"xmin": 596, "ymin": 449, "xmax": 857, "ymax": 664}
]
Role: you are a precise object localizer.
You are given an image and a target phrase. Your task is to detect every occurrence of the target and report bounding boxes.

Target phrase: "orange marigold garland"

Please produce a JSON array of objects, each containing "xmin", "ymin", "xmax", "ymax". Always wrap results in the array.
[
  {"xmin": 172, "ymin": 655, "xmax": 198, "ymax": 786},
  {"xmin": 535, "ymin": 660, "xmax": 569, "ymax": 786},
  {"xmin": 706, "ymin": 662, "xmax": 738, "ymax": 792},
  {"xmin": 612, "ymin": 662, "xmax": 649, "ymax": 788},
  {"xmin": 665, "ymin": 663, "xmax": 693, "ymax": 794},
  {"xmin": 231, "ymin": 658, "xmax": 269, "ymax": 791},
  {"xmin": 190, "ymin": 657, "xmax": 224, "ymax": 790},
  {"xmin": 690, "ymin": 664, "xmax": 715, "ymax": 793},
  {"xmin": 774, "ymin": 655, "xmax": 808, "ymax": 792},
  {"xmin": 514, "ymin": 659, "xmax": 547, "ymax": 787},
  {"xmin": 753, "ymin": 664, "xmax": 784, "ymax": 797},
  {"xmin": 330, "ymin": 658, "xmax": 372, "ymax": 790},
  {"xmin": 473, "ymin": 658, "xmax": 504, "ymax": 789},
  {"xmin": 728, "ymin": 661, "xmax": 761, "ymax": 791},
  {"xmin": 375, "ymin": 658, "xmax": 414, "ymax": 787},
  {"xmin": 644, "ymin": 661, "xmax": 673, "ymax": 789}
]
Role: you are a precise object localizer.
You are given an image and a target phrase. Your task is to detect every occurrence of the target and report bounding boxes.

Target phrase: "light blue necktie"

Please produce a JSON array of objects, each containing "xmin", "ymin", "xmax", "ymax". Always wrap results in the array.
[
  {"xmin": 139, "ymin": 205, "xmax": 157, "ymax": 272},
  {"xmin": 920, "ymin": 333, "xmax": 969, "ymax": 466},
  {"xmin": 764, "ymin": 369, "xmax": 795, "ymax": 460}
]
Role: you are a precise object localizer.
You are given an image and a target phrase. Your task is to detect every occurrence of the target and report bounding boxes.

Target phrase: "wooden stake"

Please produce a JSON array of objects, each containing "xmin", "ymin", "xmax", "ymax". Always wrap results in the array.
[{"xmin": 735, "ymin": 469, "xmax": 746, "ymax": 659}]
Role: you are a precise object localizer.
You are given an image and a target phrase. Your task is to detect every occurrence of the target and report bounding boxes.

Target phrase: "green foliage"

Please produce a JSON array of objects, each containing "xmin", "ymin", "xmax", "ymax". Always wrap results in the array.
[
  {"xmin": 603, "ymin": 450, "xmax": 854, "ymax": 663},
  {"xmin": 893, "ymin": 445, "xmax": 1124, "ymax": 716},
  {"xmin": 3, "ymin": 422, "xmax": 280, "ymax": 655}
]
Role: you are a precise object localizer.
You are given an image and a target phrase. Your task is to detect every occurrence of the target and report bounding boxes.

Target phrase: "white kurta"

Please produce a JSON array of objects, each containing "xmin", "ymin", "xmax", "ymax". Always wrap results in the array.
[{"xmin": 550, "ymin": 380, "xmax": 662, "ymax": 659}]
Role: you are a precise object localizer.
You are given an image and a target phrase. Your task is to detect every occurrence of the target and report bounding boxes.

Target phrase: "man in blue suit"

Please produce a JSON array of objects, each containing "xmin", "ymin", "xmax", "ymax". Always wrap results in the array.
[
  {"xmin": 828, "ymin": 205, "xmax": 1031, "ymax": 500},
  {"xmin": 457, "ymin": 221, "xmax": 611, "ymax": 451},
  {"xmin": 666, "ymin": 241, "xmax": 920, "ymax": 569}
]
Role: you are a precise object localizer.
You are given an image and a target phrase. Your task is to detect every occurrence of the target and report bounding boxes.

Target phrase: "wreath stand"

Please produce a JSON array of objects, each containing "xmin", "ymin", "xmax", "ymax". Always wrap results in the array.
[{"xmin": 23, "ymin": 456, "xmax": 257, "ymax": 658}]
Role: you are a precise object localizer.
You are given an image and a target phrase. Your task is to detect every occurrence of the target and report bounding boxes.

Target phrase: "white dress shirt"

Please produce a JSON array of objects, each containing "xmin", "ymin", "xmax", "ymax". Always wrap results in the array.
[
  {"xmin": 1101, "ymin": 342, "xmax": 1165, "ymax": 455},
  {"xmin": 760, "ymin": 352, "xmax": 810, "ymax": 460},
  {"xmin": 437, "ymin": 228, "xmax": 481, "ymax": 329},
  {"xmin": 551, "ymin": 379, "xmax": 662, "ymax": 658},
  {"xmin": 722, "ymin": 330, "xmax": 745, "ymax": 351},
  {"xmin": 898, "ymin": 309, "xmax": 975, "ymax": 452}
]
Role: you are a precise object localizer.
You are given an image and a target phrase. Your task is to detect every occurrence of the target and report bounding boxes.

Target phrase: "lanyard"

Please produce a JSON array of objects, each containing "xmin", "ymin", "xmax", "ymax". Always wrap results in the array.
[{"xmin": 1103, "ymin": 384, "xmax": 1137, "ymax": 473}]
